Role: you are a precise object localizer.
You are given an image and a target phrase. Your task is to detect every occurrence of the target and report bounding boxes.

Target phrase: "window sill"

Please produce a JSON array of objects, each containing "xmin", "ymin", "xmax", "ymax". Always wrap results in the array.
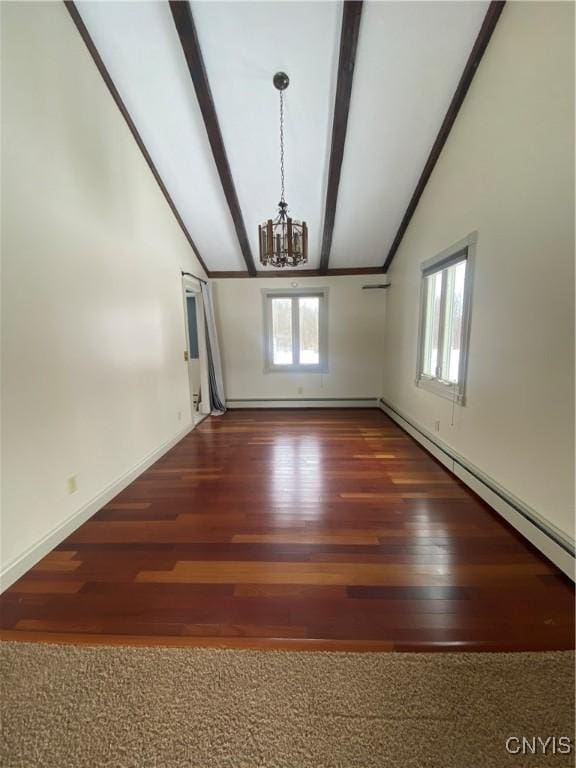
[
  {"xmin": 416, "ymin": 376, "xmax": 465, "ymax": 405},
  {"xmin": 265, "ymin": 364, "xmax": 327, "ymax": 374}
]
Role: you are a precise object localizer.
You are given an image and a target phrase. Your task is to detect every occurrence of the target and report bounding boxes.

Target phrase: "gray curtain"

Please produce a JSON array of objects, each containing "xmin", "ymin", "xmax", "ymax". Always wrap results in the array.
[{"xmin": 201, "ymin": 283, "xmax": 226, "ymax": 414}]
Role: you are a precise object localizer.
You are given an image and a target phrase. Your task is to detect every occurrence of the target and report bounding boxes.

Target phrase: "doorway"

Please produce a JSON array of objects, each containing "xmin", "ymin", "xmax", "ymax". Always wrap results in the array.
[{"xmin": 182, "ymin": 276, "xmax": 210, "ymax": 426}]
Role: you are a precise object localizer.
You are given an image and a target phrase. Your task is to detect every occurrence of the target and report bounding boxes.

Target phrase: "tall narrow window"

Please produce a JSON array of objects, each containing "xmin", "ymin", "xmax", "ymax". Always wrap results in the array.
[
  {"xmin": 416, "ymin": 234, "xmax": 475, "ymax": 404},
  {"xmin": 264, "ymin": 290, "xmax": 327, "ymax": 372},
  {"xmin": 271, "ymin": 297, "xmax": 293, "ymax": 365},
  {"xmin": 298, "ymin": 297, "xmax": 320, "ymax": 365}
]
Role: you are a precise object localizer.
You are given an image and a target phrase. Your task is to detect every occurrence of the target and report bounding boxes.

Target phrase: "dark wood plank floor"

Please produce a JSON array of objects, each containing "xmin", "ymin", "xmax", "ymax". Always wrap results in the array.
[{"xmin": 1, "ymin": 409, "xmax": 573, "ymax": 651}]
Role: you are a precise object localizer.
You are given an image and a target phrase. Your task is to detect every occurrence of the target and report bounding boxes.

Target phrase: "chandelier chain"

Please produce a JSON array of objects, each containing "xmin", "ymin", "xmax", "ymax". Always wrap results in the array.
[
  {"xmin": 279, "ymin": 89, "xmax": 285, "ymax": 204},
  {"xmin": 258, "ymin": 72, "xmax": 307, "ymax": 269}
]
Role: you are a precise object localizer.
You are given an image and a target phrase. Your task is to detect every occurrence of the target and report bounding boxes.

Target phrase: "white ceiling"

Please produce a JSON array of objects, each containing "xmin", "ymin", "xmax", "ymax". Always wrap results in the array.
[
  {"xmin": 76, "ymin": 1, "xmax": 490, "ymax": 274},
  {"xmin": 77, "ymin": 0, "xmax": 246, "ymax": 271},
  {"xmin": 330, "ymin": 1, "xmax": 489, "ymax": 268},
  {"xmin": 192, "ymin": 1, "xmax": 341, "ymax": 271}
]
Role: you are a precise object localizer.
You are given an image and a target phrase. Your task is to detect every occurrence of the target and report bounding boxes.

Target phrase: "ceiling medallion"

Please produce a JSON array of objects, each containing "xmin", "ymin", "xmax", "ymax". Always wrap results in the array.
[{"xmin": 258, "ymin": 72, "xmax": 308, "ymax": 268}]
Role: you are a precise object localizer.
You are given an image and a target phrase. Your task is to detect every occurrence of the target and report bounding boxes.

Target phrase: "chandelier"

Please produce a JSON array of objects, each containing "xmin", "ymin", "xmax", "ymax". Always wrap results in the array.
[{"xmin": 259, "ymin": 72, "xmax": 308, "ymax": 268}]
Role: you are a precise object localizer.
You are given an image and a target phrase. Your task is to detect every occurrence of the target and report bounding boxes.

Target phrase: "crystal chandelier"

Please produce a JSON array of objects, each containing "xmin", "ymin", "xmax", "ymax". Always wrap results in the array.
[{"xmin": 259, "ymin": 72, "xmax": 308, "ymax": 268}]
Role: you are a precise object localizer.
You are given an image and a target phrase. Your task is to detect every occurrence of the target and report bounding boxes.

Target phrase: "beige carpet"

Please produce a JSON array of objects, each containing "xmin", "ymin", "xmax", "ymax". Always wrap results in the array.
[{"xmin": 1, "ymin": 643, "xmax": 574, "ymax": 768}]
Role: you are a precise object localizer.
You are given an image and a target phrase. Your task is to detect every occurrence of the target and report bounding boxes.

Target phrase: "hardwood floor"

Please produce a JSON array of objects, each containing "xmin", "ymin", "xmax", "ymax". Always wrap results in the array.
[{"xmin": 1, "ymin": 409, "xmax": 573, "ymax": 651}]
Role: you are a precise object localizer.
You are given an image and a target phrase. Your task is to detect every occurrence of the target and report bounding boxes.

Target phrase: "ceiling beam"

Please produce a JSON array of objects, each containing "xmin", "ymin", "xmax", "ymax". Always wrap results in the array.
[
  {"xmin": 383, "ymin": 1, "xmax": 506, "ymax": 272},
  {"xmin": 319, "ymin": 1, "xmax": 363, "ymax": 275},
  {"xmin": 211, "ymin": 267, "xmax": 382, "ymax": 279},
  {"xmin": 64, "ymin": 1, "xmax": 210, "ymax": 277},
  {"xmin": 169, "ymin": 1, "xmax": 257, "ymax": 277}
]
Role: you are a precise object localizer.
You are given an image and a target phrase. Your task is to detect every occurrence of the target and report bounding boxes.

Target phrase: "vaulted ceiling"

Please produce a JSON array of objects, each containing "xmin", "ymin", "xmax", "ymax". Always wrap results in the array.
[{"xmin": 71, "ymin": 1, "xmax": 502, "ymax": 276}]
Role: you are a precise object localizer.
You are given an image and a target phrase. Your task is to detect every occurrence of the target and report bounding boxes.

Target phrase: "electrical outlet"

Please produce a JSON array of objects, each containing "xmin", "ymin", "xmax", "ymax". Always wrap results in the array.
[
  {"xmin": 434, "ymin": 420, "xmax": 441, "ymax": 433},
  {"xmin": 297, "ymin": 387, "xmax": 303, "ymax": 395},
  {"xmin": 67, "ymin": 475, "xmax": 78, "ymax": 495},
  {"xmin": 177, "ymin": 411, "xmax": 182, "ymax": 421}
]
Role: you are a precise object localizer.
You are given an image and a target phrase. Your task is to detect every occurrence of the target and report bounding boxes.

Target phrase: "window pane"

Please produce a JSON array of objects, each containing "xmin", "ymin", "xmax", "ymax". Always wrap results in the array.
[
  {"xmin": 441, "ymin": 260, "xmax": 466, "ymax": 383},
  {"xmin": 271, "ymin": 298, "xmax": 293, "ymax": 365},
  {"xmin": 299, "ymin": 297, "xmax": 319, "ymax": 365},
  {"xmin": 422, "ymin": 272, "xmax": 442, "ymax": 377}
]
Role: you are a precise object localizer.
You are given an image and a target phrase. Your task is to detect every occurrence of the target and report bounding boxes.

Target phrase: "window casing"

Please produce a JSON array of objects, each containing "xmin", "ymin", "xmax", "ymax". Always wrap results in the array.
[
  {"xmin": 263, "ymin": 289, "xmax": 328, "ymax": 373},
  {"xmin": 416, "ymin": 233, "xmax": 476, "ymax": 404}
]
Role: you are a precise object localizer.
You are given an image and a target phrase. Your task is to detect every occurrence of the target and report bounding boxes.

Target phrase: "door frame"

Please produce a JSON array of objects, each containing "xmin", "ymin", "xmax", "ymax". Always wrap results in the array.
[{"xmin": 181, "ymin": 275, "xmax": 210, "ymax": 423}]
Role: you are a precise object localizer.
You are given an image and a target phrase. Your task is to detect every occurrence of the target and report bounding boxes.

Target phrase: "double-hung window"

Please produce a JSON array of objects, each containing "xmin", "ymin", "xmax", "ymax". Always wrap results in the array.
[
  {"xmin": 416, "ymin": 233, "xmax": 476, "ymax": 404},
  {"xmin": 263, "ymin": 289, "xmax": 328, "ymax": 372}
]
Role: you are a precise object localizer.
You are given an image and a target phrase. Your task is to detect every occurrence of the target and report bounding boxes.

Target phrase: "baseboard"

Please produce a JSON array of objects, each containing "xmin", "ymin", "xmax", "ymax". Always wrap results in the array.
[
  {"xmin": 0, "ymin": 422, "xmax": 195, "ymax": 593},
  {"xmin": 379, "ymin": 398, "xmax": 575, "ymax": 580},
  {"xmin": 226, "ymin": 398, "xmax": 378, "ymax": 409}
]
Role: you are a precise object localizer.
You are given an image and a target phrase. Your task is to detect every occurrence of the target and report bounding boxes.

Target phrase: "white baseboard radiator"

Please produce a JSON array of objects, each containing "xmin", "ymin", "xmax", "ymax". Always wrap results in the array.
[{"xmin": 379, "ymin": 398, "xmax": 575, "ymax": 581}]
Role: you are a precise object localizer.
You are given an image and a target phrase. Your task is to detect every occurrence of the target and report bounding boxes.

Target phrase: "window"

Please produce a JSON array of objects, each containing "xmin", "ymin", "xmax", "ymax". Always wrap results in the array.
[
  {"xmin": 416, "ymin": 233, "xmax": 476, "ymax": 404},
  {"xmin": 264, "ymin": 290, "xmax": 328, "ymax": 372}
]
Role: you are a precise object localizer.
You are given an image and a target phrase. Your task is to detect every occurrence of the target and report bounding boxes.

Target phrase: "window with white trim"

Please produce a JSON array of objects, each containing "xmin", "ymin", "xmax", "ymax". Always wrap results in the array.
[
  {"xmin": 416, "ymin": 234, "xmax": 475, "ymax": 404},
  {"xmin": 263, "ymin": 290, "xmax": 328, "ymax": 372}
]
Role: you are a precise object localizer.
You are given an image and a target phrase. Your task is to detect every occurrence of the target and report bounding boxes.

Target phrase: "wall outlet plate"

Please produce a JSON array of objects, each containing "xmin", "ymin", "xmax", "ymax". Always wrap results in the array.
[{"xmin": 67, "ymin": 475, "xmax": 78, "ymax": 495}]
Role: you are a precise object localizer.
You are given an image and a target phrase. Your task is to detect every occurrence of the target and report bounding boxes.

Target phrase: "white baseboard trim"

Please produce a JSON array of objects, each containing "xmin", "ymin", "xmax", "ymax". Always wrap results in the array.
[
  {"xmin": 0, "ymin": 422, "xmax": 194, "ymax": 593},
  {"xmin": 379, "ymin": 398, "xmax": 575, "ymax": 580},
  {"xmin": 226, "ymin": 398, "xmax": 378, "ymax": 409}
]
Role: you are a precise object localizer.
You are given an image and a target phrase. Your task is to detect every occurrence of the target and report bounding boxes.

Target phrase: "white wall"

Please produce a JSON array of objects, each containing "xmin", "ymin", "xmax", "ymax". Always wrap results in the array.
[
  {"xmin": 1, "ymin": 2, "xmax": 207, "ymax": 583},
  {"xmin": 381, "ymin": 2, "xmax": 574, "ymax": 541},
  {"xmin": 214, "ymin": 276, "xmax": 387, "ymax": 403}
]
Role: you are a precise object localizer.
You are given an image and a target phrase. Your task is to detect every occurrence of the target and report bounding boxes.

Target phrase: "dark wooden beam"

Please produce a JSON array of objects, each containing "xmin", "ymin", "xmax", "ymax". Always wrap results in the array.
[
  {"xmin": 383, "ymin": 1, "xmax": 506, "ymax": 272},
  {"xmin": 169, "ymin": 1, "xmax": 257, "ymax": 276},
  {"xmin": 64, "ymin": 1, "xmax": 210, "ymax": 277},
  {"xmin": 210, "ymin": 267, "xmax": 383, "ymax": 279},
  {"xmin": 319, "ymin": 1, "xmax": 363, "ymax": 275}
]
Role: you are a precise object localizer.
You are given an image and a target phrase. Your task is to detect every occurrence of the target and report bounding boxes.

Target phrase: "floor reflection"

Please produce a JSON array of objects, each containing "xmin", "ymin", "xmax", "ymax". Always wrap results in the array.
[{"xmin": 270, "ymin": 434, "xmax": 323, "ymax": 515}]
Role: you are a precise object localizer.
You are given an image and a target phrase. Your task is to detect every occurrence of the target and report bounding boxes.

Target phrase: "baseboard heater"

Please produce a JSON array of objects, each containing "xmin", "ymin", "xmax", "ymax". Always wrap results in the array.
[
  {"xmin": 378, "ymin": 398, "xmax": 575, "ymax": 580},
  {"xmin": 227, "ymin": 398, "xmax": 378, "ymax": 409}
]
